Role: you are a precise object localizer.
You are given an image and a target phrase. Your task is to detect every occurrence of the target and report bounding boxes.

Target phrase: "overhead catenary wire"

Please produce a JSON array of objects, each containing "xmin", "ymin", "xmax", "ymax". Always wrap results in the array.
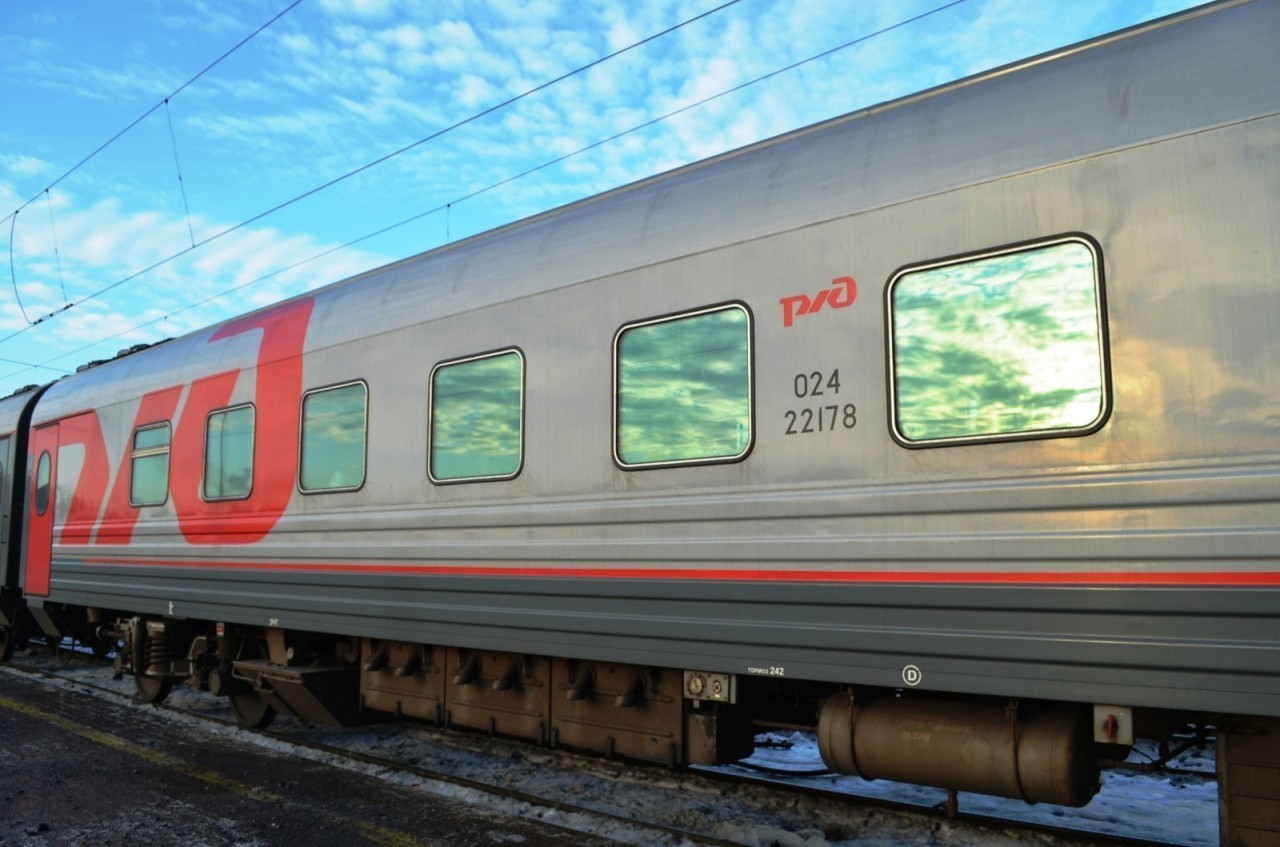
[
  {"xmin": 0, "ymin": 0, "xmax": 971, "ymax": 385},
  {"xmin": 7, "ymin": 212, "xmax": 30, "ymax": 325},
  {"xmin": 165, "ymin": 100, "xmax": 197, "ymax": 249},
  {"xmin": 44, "ymin": 191, "xmax": 69, "ymax": 305}
]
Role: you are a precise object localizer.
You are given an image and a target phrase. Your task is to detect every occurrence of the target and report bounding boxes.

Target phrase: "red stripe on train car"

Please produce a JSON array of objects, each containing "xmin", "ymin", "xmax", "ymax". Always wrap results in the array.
[{"xmin": 78, "ymin": 558, "xmax": 1280, "ymax": 585}]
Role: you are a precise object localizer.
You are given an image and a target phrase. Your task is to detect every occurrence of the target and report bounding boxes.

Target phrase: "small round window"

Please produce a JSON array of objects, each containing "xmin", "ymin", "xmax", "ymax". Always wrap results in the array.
[{"xmin": 34, "ymin": 451, "xmax": 51, "ymax": 516}]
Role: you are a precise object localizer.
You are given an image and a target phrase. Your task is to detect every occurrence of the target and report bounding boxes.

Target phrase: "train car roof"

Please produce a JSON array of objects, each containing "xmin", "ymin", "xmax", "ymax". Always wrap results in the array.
[{"xmin": 0, "ymin": 385, "xmax": 43, "ymax": 436}]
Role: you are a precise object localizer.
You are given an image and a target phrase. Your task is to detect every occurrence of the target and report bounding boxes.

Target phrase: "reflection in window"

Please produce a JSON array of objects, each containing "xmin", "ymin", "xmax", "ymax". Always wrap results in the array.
[
  {"xmin": 204, "ymin": 405, "xmax": 254, "ymax": 500},
  {"xmin": 130, "ymin": 423, "xmax": 171, "ymax": 506},
  {"xmin": 888, "ymin": 237, "xmax": 1108, "ymax": 445},
  {"xmin": 615, "ymin": 304, "xmax": 753, "ymax": 467},
  {"xmin": 35, "ymin": 450, "xmax": 51, "ymax": 516},
  {"xmin": 300, "ymin": 383, "xmax": 368, "ymax": 492},
  {"xmin": 430, "ymin": 350, "xmax": 523, "ymax": 483}
]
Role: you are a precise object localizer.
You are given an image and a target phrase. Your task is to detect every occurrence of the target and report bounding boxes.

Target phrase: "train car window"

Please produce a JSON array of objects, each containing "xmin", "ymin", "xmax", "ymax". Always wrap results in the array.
[
  {"xmin": 614, "ymin": 303, "xmax": 754, "ymax": 469},
  {"xmin": 429, "ymin": 349, "xmax": 524, "ymax": 484},
  {"xmin": 887, "ymin": 235, "xmax": 1109, "ymax": 446},
  {"xmin": 300, "ymin": 382, "xmax": 368, "ymax": 492},
  {"xmin": 130, "ymin": 423, "xmax": 171, "ymax": 506},
  {"xmin": 203, "ymin": 405, "xmax": 255, "ymax": 500},
  {"xmin": 34, "ymin": 450, "xmax": 51, "ymax": 516}
]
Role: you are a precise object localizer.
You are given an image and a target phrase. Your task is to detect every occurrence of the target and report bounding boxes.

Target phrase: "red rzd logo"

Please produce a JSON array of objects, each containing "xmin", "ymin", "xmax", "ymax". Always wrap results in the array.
[{"xmin": 780, "ymin": 277, "xmax": 856, "ymax": 327}]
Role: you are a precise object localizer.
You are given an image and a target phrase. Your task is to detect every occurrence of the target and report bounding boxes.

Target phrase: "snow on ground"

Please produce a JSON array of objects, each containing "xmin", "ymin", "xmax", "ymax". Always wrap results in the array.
[{"xmin": 3, "ymin": 647, "xmax": 1218, "ymax": 846}]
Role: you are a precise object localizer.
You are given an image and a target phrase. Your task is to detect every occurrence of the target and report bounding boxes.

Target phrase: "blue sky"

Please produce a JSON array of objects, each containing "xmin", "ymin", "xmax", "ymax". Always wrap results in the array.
[{"xmin": 1, "ymin": 0, "xmax": 1203, "ymax": 397}]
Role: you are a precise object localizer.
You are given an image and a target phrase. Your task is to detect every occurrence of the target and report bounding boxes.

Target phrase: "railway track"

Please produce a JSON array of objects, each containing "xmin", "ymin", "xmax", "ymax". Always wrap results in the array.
[{"xmin": 3, "ymin": 642, "xmax": 1215, "ymax": 847}]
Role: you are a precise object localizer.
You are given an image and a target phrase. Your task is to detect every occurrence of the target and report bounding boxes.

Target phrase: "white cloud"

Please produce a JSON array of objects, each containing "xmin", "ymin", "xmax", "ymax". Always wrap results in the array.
[
  {"xmin": 278, "ymin": 32, "xmax": 318, "ymax": 56},
  {"xmin": 154, "ymin": 0, "xmax": 260, "ymax": 38},
  {"xmin": 433, "ymin": 19, "xmax": 482, "ymax": 50},
  {"xmin": 318, "ymin": 0, "xmax": 396, "ymax": 19},
  {"xmin": 384, "ymin": 23, "xmax": 428, "ymax": 52},
  {"xmin": 456, "ymin": 74, "xmax": 499, "ymax": 110},
  {"xmin": 1, "ymin": 154, "xmax": 53, "ymax": 180}
]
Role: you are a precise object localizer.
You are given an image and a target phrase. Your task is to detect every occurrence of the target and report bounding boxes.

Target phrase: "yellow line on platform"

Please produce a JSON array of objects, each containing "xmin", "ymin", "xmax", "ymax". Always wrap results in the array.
[
  {"xmin": 0, "ymin": 692, "xmax": 428, "ymax": 847},
  {"xmin": 0, "ymin": 693, "xmax": 283, "ymax": 801}
]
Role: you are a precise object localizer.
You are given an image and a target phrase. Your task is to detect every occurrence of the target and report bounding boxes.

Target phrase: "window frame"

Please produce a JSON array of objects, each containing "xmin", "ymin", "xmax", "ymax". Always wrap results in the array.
[
  {"xmin": 34, "ymin": 450, "xmax": 51, "ymax": 516},
  {"xmin": 298, "ymin": 380, "xmax": 369, "ymax": 495},
  {"xmin": 612, "ymin": 301, "xmax": 756, "ymax": 471},
  {"xmin": 129, "ymin": 421, "xmax": 172, "ymax": 507},
  {"xmin": 884, "ymin": 233, "xmax": 1111, "ymax": 449},
  {"xmin": 201, "ymin": 403, "xmax": 256, "ymax": 502},
  {"xmin": 427, "ymin": 347, "xmax": 526, "ymax": 485}
]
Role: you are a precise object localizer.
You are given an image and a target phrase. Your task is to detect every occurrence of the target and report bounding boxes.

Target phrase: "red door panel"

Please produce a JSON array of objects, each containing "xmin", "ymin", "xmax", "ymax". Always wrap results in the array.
[{"xmin": 25, "ymin": 423, "xmax": 58, "ymax": 597}]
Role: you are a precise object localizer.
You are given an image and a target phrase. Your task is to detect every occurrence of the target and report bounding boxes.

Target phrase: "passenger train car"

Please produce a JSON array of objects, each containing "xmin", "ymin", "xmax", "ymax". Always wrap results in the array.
[{"xmin": 2, "ymin": 1, "xmax": 1277, "ymax": 841}]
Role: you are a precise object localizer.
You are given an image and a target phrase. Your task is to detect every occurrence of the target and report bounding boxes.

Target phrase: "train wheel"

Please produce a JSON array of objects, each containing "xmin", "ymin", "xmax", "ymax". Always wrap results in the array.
[
  {"xmin": 229, "ymin": 690, "xmax": 277, "ymax": 730},
  {"xmin": 0, "ymin": 627, "xmax": 14, "ymax": 663},
  {"xmin": 134, "ymin": 673, "xmax": 173, "ymax": 704}
]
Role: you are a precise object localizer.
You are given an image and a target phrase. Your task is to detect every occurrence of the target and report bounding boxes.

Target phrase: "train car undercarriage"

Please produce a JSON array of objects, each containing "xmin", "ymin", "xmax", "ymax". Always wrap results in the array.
[
  {"xmin": 7, "ymin": 601, "xmax": 1280, "ymax": 843},
  {"xmin": 76, "ymin": 610, "xmax": 1165, "ymax": 797}
]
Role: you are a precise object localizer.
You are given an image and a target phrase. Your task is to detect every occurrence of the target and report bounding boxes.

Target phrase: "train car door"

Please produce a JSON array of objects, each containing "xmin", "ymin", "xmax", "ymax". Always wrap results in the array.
[
  {"xmin": 24, "ymin": 423, "xmax": 58, "ymax": 597},
  {"xmin": 0, "ymin": 435, "xmax": 9, "ymax": 576}
]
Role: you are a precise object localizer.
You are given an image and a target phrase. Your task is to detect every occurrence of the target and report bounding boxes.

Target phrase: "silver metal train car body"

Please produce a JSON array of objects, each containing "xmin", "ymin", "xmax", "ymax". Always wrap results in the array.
[{"xmin": 5, "ymin": 0, "xmax": 1279, "ymax": 833}]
